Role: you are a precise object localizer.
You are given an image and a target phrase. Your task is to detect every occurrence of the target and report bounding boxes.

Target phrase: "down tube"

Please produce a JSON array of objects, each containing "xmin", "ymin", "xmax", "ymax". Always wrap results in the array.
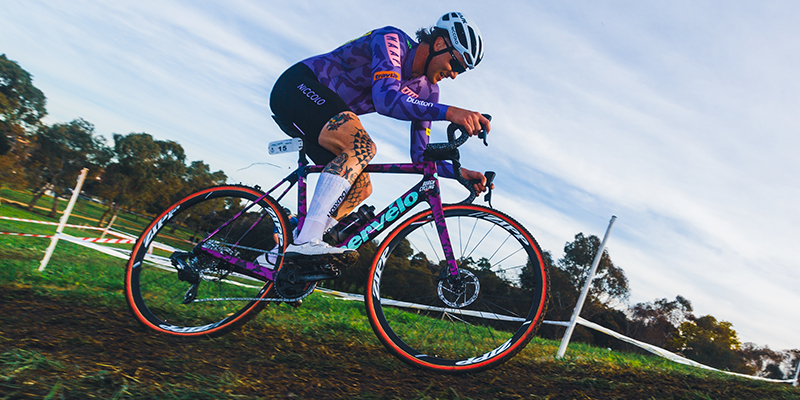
[{"xmin": 337, "ymin": 180, "xmax": 431, "ymax": 250}]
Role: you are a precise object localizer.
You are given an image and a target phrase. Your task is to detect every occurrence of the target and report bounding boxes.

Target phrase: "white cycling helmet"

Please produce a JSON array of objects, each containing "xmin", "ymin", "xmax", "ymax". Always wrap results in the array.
[{"xmin": 436, "ymin": 12, "xmax": 484, "ymax": 69}]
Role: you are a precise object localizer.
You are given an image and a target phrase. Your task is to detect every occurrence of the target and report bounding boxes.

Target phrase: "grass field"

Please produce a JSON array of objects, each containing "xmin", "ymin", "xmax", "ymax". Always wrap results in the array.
[{"xmin": 1, "ymin": 188, "xmax": 798, "ymax": 399}]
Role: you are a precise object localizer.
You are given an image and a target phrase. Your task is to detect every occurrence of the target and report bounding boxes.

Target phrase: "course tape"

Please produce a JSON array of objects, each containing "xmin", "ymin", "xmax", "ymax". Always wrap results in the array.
[
  {"xmin": 0, "ymin": 232, "xmax": 51, "ymax": 238},
  {"xmin": 575, "ymin": 316, "xmax": 796, "ymax": 383},
  {"xmin": 0, "ymin": 215, "xmax": 105, "ymax": 230},
  {"xmin": 0, "ymin": 231, "xmax": 135, "ymax": 243}
]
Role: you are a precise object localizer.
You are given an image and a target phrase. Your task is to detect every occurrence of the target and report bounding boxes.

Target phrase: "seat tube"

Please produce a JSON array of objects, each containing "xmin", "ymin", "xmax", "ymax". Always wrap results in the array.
[
  {"xmin": 296, "ymin": 163, "xmax": 308, "ymax": 232},
  {"xmin": 425, "ymin": 167, "xmax": 459, "ymax": 277}
]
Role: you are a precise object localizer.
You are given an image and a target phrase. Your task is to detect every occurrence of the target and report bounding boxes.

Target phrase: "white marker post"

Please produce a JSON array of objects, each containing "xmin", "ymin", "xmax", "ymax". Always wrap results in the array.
[
  {"xmin": 100, "ymin": 212, "xmax": 117, "ymax": 239},
  {"xmin": 557, "ymin": 215, "xmax": 617, "ymax": 358},
  {"xmin": 39, "ymin": 168, "xmax": 89, "ymax": 272}
]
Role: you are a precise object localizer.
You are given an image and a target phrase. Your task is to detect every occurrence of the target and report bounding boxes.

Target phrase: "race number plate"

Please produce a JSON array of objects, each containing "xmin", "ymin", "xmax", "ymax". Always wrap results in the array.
[{"xmin": 268, "ymin": 138, "xmax": 303, "ymax": 155}]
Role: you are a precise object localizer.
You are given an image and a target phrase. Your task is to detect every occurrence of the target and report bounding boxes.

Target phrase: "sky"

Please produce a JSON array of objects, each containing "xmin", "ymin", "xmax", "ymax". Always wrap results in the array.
[{"xmin": 2, "ymin": 1, "xmax": 799, "ymax": 351}]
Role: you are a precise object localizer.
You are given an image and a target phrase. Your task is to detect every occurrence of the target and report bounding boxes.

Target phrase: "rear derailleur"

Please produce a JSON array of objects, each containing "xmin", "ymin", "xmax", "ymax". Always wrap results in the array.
[{"xmin": 170, "ymin": 251, "xmax": 201, "ymax": 304}]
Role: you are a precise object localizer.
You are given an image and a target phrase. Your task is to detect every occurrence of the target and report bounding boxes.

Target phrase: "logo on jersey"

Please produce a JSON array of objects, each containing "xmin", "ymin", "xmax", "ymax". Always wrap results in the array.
[
  {"xmin": 374, "ymin": 71, "xmax": 400, "ymax": 81},
  {"xmin": 406, "ymin": 97, "xmax": 434, "ymax": 107},
  {"xmin": 401, "ymin": 86, "xmax": 419, "ymax": 98},
  {"xmin": 384, "ymin": 33, "xmax": 402, "ymax": 67}
]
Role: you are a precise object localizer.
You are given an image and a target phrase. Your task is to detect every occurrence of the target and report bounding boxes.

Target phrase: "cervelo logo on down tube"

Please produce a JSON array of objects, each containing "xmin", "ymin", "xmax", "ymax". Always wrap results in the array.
[
  {"xmin": 297, "ymin": 83, "xmax": 326, "ymax": 105},
  {"xmin": 346, "ymin": 191, "xmax": 418, "ymax": 249},
  {"xmin": 143, "ymin": 206, "xmax": 180, "ymax": 249}
]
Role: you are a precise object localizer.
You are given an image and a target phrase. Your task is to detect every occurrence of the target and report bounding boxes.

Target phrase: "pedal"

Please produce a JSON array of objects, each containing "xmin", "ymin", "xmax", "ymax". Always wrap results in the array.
[{"xmin": 286, "ymin": 300, "xmax": 303, "ymax": 308}]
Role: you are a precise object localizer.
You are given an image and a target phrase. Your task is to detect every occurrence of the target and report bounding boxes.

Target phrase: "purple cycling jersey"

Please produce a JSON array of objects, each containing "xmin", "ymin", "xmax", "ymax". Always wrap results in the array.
[{"xmin": 302, "ymin": 26, "xmax": 456, "ymax": 178}]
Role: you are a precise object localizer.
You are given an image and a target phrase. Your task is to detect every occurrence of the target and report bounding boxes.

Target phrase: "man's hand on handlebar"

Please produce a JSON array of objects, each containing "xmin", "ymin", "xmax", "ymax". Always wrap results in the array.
[
  {"xmin": 460, "ymin": 167, "xmax": 495, "ymax": 193},
  {"xmin": 446, "ymin": 106, "xmax": 491, "ymax": 136}
]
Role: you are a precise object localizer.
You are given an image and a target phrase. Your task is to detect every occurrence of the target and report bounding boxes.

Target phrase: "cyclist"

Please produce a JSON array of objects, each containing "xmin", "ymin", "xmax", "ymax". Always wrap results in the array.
[{"xmin": 269, "ymin": 12, "xmax": 492, "ymax": 263}]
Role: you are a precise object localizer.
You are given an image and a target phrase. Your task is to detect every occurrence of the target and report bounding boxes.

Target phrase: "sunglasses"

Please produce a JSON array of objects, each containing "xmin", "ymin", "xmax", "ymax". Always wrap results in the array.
[{"xmin": 447, "ymin": 48, "xmax": 467, "ymax": 74}]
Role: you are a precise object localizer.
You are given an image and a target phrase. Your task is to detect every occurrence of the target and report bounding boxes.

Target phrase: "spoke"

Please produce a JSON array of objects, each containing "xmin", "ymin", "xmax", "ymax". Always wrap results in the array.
[
  {"xmin": 486, "ymin": 234, "xmax": 512, "ymax": 263},
  {"xmin": 420, "ymin": 222, "xmax": 442, "ymax": 264},
  {"xmin": 458, "ymin": 216, "xmax": 463, "ymax": 257},
  {"xmin": 465, "ymin": 224, "xmax": 496, "ymax": 261},
  {"xmin": 463, "ymin": 217, "xmax": 479, "ymax": 259}
]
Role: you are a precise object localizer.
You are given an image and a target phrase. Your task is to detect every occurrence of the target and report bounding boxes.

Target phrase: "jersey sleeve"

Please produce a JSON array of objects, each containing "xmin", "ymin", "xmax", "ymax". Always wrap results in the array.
[
  {"xmin": 410, "ymin": 120, "xmax": 456, "ymax": 178},
  {"xmin": 370, "ymin": 29, "xmax": 450, "ymax": 121}
]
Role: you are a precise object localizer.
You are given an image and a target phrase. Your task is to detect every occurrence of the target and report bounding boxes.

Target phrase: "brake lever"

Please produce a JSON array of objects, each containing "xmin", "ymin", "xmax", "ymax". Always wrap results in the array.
[
  {"xmin": 478, "ymin": 114, "xmax": 492, "ymax": 146},
  {"xmin": 483, "ymin": 171, "xmax": 496, "ymax": 208},
  {"xmin": 464, "ymin": 170, "xmax": 496, "ymax": 207}
]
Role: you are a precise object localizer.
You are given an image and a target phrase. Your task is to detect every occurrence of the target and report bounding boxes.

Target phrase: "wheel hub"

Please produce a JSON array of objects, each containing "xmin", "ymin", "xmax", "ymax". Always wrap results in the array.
[{"xmin": 437, "ymin": 269, "xmax": 480, "ymax": 308}]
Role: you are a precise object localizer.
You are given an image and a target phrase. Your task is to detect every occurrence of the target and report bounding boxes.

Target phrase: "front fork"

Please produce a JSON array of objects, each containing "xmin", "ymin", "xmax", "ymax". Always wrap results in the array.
[{"xmin": 426, "ymin": 179, "xmax": 461, "ymax": 282}]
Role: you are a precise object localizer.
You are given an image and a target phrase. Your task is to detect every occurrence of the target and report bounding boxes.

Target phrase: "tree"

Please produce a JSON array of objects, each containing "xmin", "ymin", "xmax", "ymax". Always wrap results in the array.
[
  {"xmin": 559, "ymin": 233, "xmax": 630, "ymax": 305},
  {"xmin": 534, "ymin": 233, "xmax": 630, "ymax": 345},
  {"xmin": 25, "ymin": 119, "xmax": 111, "ymax": 217},
  {"xmin": 0, "ymin": 122, "xmax": 10, "ymax": 155},
  {"xmin": 627, "ymin": 296, "xmax": 694, "ymax": 349},
  {"xmin": 0, "ymin": 54, "xmax": 47, "ymax": 128},
  {"xmin": 670, "ymin": 315, "xmax": 748, "ymax": 372},
  {"xmin": 184, "ymin": 160, "xmax": 227, "ymax": 194},
  {"xmin": 0, "ymin": 54, "xmax": 47, "ymax": 189},
  {"xmin": 737, "ymin": 342, "xmax": 787, "ymax": 378},
  {"xmin": 96, "ymin": 133, "xmax": 184, "ymax": 216}
]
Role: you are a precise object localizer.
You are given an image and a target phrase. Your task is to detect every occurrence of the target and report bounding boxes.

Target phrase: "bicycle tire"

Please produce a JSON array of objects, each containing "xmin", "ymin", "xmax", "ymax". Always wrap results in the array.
[
  {"xmin": 365, "ymin": 204, "xmax": 548, "ymax": 373},
  {"xmin": 124, "ymin": 185, "xmax": 289, "ymax": 337}
]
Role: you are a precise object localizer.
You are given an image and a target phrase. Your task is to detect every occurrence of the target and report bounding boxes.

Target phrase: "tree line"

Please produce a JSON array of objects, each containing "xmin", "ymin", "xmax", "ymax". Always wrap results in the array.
[
  {"xmin": 0, "ymin": 54, "xmax": 226, "ymax": 224},
  {"xmin": 2, "ymin": 54, "xmax": 797, "ymax": 380}
]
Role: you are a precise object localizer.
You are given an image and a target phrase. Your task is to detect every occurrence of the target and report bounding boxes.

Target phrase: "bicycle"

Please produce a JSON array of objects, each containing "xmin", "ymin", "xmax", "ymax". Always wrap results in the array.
[{"xmin": 124, "ymin": 117, "xmax": 549, "ymax": 374}]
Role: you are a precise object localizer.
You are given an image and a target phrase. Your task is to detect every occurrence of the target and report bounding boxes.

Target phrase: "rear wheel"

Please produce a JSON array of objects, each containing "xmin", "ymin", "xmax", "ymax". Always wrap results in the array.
[
  {"xmin": 365, "ymin": 204, "xmax": 548, "ymax": 373},
  {"xmin": 124, "ymin": 185, "xmax": 288, "ymax": 337}
]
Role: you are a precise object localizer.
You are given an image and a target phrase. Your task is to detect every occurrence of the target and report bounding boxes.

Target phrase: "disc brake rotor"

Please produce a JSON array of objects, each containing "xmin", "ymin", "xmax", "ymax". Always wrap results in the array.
[{"xmin": 437, "ymin": 269, "xmax": 480, "ymax": 308}]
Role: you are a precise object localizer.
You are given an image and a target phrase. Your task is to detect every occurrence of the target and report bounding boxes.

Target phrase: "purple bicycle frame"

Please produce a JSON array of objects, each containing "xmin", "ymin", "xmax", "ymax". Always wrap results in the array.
[
  {"xmin": 278, "ymin": 158, "xmax": 459, "ymax": 267},
  {"xmin": 199, "ymin": 159, "xmax": 462, "ymax": 283}
]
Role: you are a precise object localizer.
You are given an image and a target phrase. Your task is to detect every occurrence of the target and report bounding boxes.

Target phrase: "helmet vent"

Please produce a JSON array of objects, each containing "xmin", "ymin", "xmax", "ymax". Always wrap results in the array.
[
  {"xmin": 454, "ymin": 23, "xmax": 468, "ymax": 48},
  {"xmin": 475, "ymin": 36, "xmax": 483, "ymax": 66},
  {"xmin": 467, "ymin": 27, "xmax": 477, "ymax": 57}
]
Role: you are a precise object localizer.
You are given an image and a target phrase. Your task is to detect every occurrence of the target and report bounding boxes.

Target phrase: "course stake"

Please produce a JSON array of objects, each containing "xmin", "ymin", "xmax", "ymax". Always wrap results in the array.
[{"xmin": 39, "ymin": 168, "xmax": 89, "ymax": 271}]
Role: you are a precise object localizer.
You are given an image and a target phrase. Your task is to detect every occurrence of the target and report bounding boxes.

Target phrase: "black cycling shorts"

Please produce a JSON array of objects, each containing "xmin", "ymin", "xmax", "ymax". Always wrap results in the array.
[{"xmin": 269, "ymin": 62, "xmax": 352, "ymax": 165}]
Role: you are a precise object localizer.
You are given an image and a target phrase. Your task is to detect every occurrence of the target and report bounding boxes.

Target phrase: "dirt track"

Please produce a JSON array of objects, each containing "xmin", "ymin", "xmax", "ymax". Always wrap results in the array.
[{"xmin": 1, "ymin": 287, "xmax": 794, "ymax": 399}]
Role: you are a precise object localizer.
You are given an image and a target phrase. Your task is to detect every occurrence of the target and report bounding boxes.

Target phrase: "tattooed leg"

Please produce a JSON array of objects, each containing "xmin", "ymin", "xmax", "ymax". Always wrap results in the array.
[
  {"xmin": 330, "ymin": 173, "xmax": 372, "ymax": 219},
  {"xmin": 319, "ymin": 112, "xmax": 377, "ymax": 185},
  {"xmin": 318, "ymin": 111, "xmax": 377, "ymax": 219},
  {"xmin": 325, "ymin": 112, "xmax": 355, "ymax": 131}
]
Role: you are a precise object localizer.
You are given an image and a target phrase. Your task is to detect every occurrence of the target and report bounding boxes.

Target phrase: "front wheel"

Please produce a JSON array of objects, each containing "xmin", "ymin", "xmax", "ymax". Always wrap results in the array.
[
  {"xmin": 365, "ymin": 204, "xmax": 549, "ymax": 373},
  {"xmin": 124, "ymin": 185, "xmax": 289, "ymax": 337}
]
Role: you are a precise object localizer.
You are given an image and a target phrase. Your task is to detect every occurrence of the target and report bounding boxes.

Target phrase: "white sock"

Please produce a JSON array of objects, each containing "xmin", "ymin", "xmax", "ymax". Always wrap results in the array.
[
  {"xmin": 324, "ymin": 216, "xmax": 339, "ymax": 233},
  {"xmin": 295, "ymin": 173, "xmax": 351, "ymax": 244}
]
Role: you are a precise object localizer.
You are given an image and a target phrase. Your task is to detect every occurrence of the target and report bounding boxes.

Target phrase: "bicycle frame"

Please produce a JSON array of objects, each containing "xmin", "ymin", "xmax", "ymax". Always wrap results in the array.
[{"xmin": 197, "ymin": 150, "xmax": 462, "ymax": 284}]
